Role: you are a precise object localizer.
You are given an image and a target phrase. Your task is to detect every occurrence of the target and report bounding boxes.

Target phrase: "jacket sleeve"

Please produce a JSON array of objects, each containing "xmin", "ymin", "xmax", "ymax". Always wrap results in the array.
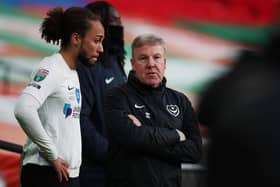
[
  {"xmin": 78, "ymin": 65, "xmax": 108, "ymax": 161},
  {"xmin": 104, "ymin": 88, "xmax": 180, "ymax": 152},
  {"xmin": 156, "ymin": 98, "xmax": 202, "ymax": 163}
]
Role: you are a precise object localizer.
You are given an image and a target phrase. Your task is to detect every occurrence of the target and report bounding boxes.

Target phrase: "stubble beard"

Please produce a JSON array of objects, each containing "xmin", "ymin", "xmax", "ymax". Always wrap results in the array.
[{"xmin": 78, "ymin": 43, "xmax": 97, "ymax": 65}]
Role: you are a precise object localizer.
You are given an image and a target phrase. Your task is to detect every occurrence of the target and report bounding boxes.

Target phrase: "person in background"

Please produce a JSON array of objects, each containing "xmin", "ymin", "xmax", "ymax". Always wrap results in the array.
[
  {"xmin": 197, "ymin": 31, "xmax": 280, "ymax": 187},
  {"xmin": 14, "ymin": 6, "xmax": 104, "ymax": 187},
  {"xmin": 77, "ymin": 1, "xmax": 126, "ymax": 187},
  {"xmin": 104, "ymin": 33, "xmax": 202, "ymax": 187}
]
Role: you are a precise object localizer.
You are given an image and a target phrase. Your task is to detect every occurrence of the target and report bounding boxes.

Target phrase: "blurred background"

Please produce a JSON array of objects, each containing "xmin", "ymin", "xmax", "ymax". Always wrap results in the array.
[{"xmin": 0, "ymin": 0, "xmax": 279, "ymax": 187}]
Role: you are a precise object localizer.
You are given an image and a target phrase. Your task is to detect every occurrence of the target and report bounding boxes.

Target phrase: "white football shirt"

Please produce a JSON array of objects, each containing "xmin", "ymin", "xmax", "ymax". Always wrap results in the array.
[{"xmin": 21, "ymin": 53, "xmax": 82, "ymax": 177}]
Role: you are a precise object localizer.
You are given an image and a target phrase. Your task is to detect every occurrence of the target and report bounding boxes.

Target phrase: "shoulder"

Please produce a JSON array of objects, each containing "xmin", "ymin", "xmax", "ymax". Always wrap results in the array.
[
  {"xmin": 165, "ymin": 87, "xmax": 193, "ymax": 106},
  {"xmin": 166, "ymin": 87, "xmax": 188, "ymax": 99},
  {"xmin": 30, "ymin": 54, "xmax": 62, "ymax": 81},
  {"xmin": 77, "ymin": 61, "xmax": 104, "ymax": 79},
  {"xmin": 38, "ymin": 54, "xmax": 63, "ymax": 73},
  {"xmin": 107, "ymin": 83, "xmax": 127, "ymax": 96},
  {"xmin": 104, "ymin": 84, "xmax": 130, "ymax": 109}
]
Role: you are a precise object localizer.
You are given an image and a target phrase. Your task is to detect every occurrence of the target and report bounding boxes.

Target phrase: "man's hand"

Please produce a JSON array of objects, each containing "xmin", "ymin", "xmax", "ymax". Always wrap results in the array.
[
  {"xmin": 128, "ymin": 114, "xmax": 141, "ymax": 126},
  {"xmin": 51, "ymin": 158, "xmax": 69, "ymax": 182},
  {"xmin": 176, "ymin": 129, "xmax": 186, "ymax": 142}
]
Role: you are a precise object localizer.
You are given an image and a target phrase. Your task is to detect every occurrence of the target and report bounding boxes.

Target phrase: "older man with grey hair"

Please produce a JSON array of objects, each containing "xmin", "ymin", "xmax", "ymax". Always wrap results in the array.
[{"xmin": 104, "ymin": 33, "xmax": 202, "ymax": 187}]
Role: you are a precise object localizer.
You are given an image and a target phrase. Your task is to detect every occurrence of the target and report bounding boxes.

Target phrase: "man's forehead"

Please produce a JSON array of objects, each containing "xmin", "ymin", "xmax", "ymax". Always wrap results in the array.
[
  {"xmin": 134, "ymin": 45, "xmax": 163, "ymax": 51},
  {"xmin": 134, "ymin": 45, "xmax": 163, "ymax": 55}
]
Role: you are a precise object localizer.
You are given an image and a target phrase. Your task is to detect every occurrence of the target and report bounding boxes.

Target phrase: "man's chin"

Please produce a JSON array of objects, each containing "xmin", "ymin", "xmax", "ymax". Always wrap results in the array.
[
  {"xmin": 78, "ymin": 55, "xmax": 97, "ymax": 65},
  {"xmin": 87, "ymin": 58, "xmax": 98, "ymax": 65},
  {"xmin": 144, "ymin": 80, "xmax": 161, "ymax": 88}
]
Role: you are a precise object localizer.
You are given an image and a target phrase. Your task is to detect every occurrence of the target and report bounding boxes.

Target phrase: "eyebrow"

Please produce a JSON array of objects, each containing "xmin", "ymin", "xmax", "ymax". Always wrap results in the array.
[
  {"xmin": 95, "ymin": 35, "xmax": 104, "ymax": 39},
  {"xmin": 154, "ymin": 53, "xmax": 162, "ymax": 56},
  {"xmin": 138, "ymin": 54, "xmax": 148, "ymax": 57}
]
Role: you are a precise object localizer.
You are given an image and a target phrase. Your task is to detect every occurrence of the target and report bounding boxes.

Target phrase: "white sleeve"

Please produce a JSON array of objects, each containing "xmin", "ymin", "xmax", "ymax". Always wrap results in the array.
[
  {"xmin": 23, "ymin": 62, "xmax": 58, "ymax": 105},
  {"xmin": 14, "ymin": 93, "xmax": 58, "ymax": 161}
]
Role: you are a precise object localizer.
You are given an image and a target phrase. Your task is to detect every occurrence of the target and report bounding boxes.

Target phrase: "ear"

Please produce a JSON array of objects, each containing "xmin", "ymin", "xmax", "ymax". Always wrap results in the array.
[
  {"xmin": 164, "ymin": 58, "xmax": 167, "ymax": 70},
  {"xmin": 130, "ymin": 58, "xmax": 135, "ymax": 70},
  {"xmin": 71, "ymin": 32, "xmax": 81, "ymax": 46}
]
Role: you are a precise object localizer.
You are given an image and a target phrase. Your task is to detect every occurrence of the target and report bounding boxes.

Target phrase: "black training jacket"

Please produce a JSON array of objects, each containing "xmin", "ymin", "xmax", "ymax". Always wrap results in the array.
[
  {"xmin": 104, "ymin": 71, "xmax": 202, "ymax": 187},
  {"xmin": 77, "ymin": 55, "xmax": 126, "ymax": 185}
]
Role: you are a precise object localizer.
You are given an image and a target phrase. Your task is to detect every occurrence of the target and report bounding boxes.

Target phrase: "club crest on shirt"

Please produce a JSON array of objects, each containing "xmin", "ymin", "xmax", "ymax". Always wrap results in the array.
[
  {"xmin": 33, "ymin": 69, "xmax": 49, "ymax": 82},
  {"xmin": 166, "ymin": 105, "xmax": 180, "ymax": 117}
]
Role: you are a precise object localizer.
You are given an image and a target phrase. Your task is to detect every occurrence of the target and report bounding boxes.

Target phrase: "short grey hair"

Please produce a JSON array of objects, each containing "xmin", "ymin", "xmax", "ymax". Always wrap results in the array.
[{"xmin": 131, "ymin": 33, "xmax": 166, "ymax": 57}]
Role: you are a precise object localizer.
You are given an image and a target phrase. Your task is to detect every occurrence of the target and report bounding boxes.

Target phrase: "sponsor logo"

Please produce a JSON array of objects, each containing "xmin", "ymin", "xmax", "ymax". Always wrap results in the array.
[
  {"xmin": 134, "ymin": 104, "xmax": 144, "ymax": 109},
  {"xmin": 105, "ymin": 77, "xmax": 114, "ymax": 84},
  {"xmin": 27, "ymin": 82, "xmax": 41, "ymax": 89},
  {"xmin": 75, "ymin": 88, "xmax": 81, "ymax": 104},
  {"xmin": 145, "ymin": 112, "xmax": 151, "ymax": 119},
  {"xmin": 166, "ymin": 105, "xmax": 180, "ymax": 117},
  {"xmin": 63, "ymin": 103, "xmax": 81, "ymax": 118},
  {"xmin": 68, "ymin": 86, "xmax": 74, "ymax": 91},
  {"xmin": 63, "ymin": 103, "xmax": 72, "ymax": 118},
  {"xmin": 33, "ymin": 69, "xmax": 49, "ymax": 82},
  {"xmin": 72, "ymin": 107, "xmax": 81, "ymax": 118}
]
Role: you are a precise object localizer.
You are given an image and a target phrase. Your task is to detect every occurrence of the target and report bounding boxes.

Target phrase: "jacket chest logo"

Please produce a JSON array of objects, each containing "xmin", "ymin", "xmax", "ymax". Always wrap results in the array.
[
  {"xmin": 166, "ymin": 105, "xmax": 180, "ymax": 117},
  {"xmin": 134, "ymin": 104, "xmax": 145, "ymax": 109},
  {"xmin": 105, "ymin": 77, "xmax": 114, "ymax": 84}
]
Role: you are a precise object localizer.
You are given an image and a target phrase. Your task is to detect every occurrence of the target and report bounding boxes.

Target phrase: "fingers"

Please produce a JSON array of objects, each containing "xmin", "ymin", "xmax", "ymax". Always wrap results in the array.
[
  {"xmin": 128, "ymin": 114, "xmax": 141, "ymax": 126},
  {"xmin": 60, "ymin": 164, "xmax": 69, "ymax": 182},
  {"xmin": 127, "ymin": 114, "xmax": 135, "ymax": 121},
  {"xmin": 61, "ymin": 160, "xmax": 69, "ymax": 169},
  {"xmin": 127, "ymin": 114, "xmax": 134, "ymax": 120},
  {"xmin": 176, "ymin": 129, "xmax": 186, "ymax": 142},
  {"xmin": 57, "ymin": 170, "xmax": 62, "ymax": 182},
  {"xmin": 59, "ymin": 160, "xmax": 69, "ymax": 182},
  {"xmin": 52, "ymin": 159, "xmax": 69, "ymax": 182}
]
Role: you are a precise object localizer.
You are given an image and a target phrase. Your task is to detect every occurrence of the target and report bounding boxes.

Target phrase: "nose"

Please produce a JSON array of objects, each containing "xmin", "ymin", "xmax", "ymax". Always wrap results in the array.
[
  {"xmin": 98, "ymin": 43, "xmax": 104, "ymax": 53},
  {"xmin": 146, "ymin": 57, "xmax": 156, "ymax": 66}
]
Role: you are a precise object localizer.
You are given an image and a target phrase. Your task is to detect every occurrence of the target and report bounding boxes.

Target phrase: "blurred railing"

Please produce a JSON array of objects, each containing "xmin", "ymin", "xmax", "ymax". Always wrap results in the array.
[{"xmin": 0, "ymin": 140, "xmax": 22, "ymax": 153}]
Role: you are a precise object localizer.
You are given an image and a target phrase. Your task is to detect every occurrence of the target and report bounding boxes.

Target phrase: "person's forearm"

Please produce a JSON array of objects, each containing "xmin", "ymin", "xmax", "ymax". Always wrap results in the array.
[
  {"xmin": 14, "ymin": 94, "xmax": 58, "ymax": 161},
  {"xmin": 106, "ymin": 110, "xmax": 180, "ymax": 152}
]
